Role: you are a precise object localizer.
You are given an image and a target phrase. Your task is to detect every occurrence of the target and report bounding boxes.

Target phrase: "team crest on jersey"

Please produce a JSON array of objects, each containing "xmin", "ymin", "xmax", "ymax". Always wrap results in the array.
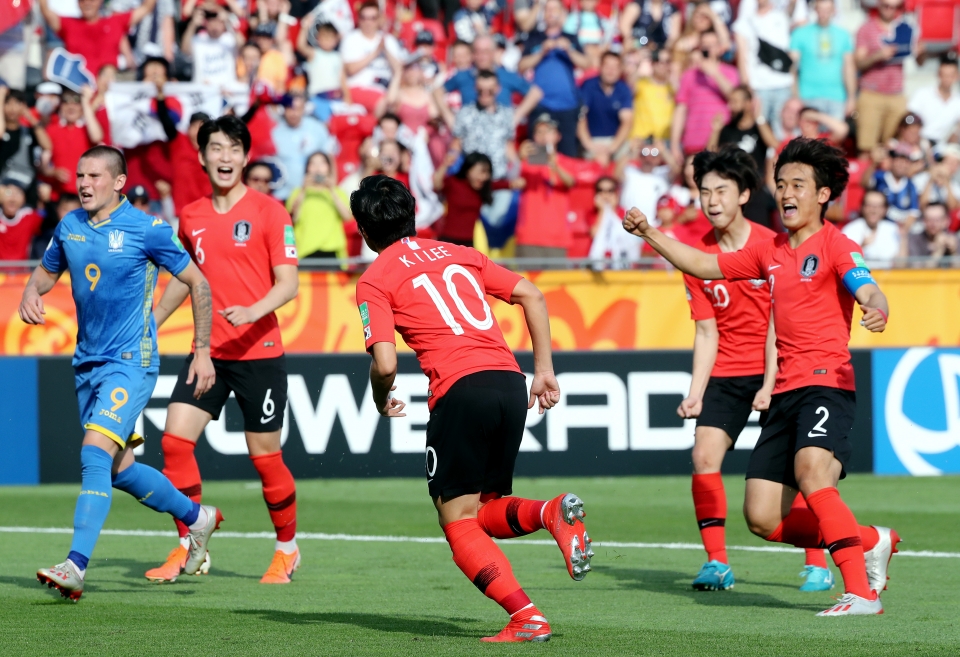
[
  {"xmin": 108, "ymin": 229, "xmax": 124, "ymax": 252},
  {"xmin": 800, "ymin": 254, "xmax": 819, "ymax": 278},
  {"xmin": 233, "ymin": 220, "xmax": 252, "ymax": 243}
]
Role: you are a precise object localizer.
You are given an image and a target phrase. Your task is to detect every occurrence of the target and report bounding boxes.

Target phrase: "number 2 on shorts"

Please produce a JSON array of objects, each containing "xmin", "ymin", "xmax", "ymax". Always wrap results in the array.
[{"xmin": 808, "ymin": 406, "xmax": 829, "ymax": 438}]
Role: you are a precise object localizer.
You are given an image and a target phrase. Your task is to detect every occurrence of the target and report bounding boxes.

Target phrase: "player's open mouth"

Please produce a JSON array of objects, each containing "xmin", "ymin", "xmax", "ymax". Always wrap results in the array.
[
  {"xmin": 782, "ymin": 203, "xmax": 797, "ymax": 217},
  {"xmin": 216, "ymin": 166, "xmax": 234, "ymax": 180},
  {"xmin": 79, "ymin": 192, "xmax": 93, "ymax": 202}
]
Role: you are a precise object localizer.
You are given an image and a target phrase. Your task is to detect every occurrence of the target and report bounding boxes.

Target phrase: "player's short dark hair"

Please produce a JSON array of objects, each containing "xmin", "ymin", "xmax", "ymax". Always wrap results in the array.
[
  {"xmin": 774, "ymin": 137, "xmax": 849, "ymax": 217},
  {"xmin": 476, "ymin": 69, "xmax": 498, "ymax": 83},
  {"xmin": 80, "ymin": 145, "xmax": 127, "ymax": 177},
  {"xmin": 197, "ymin": 115, "xmax": 251, "ymax": 155},
  {"xmin": 693, "ymin": 145, "xmax": 760, "ymax": 197},
  {"xmin": 350, "ymin": 175, "xmax": 416, "ymax": 251}
]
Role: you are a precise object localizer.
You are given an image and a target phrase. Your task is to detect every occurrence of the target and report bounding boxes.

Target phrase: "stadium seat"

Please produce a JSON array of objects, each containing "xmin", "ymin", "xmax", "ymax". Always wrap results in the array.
[{"xmin": 914, "ymin": 0, "xmax": 960, "ymax": 50}]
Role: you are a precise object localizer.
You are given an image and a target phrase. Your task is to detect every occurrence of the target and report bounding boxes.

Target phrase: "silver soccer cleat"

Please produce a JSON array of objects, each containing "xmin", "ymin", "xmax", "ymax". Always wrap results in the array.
[{"xmin": 184, "ymin": 505, "xmax": 222, "ymax": 575}]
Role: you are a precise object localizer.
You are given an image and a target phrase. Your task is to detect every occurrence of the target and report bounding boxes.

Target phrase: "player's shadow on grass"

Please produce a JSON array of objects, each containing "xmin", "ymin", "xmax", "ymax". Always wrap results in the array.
[
  {"xmin": 106, "ymin": 558, "xmax": 259, "ymax": 582},
  {"xmin": 235, "ymin": 609, "xmax": 478, "ymax": 638},
  {"xmin": 601, "ymin": 567, "xmax": 823, "ymax": 611}
]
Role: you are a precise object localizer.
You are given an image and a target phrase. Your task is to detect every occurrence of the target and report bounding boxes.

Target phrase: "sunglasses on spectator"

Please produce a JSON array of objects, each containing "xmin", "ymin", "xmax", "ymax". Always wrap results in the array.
[{"xmin": 476, "ymin": 88, "xmax": 497, "ymax": 96}]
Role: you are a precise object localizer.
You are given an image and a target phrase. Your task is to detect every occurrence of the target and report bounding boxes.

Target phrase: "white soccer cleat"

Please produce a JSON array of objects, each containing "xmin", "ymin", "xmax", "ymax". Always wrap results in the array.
[
  {"xmin": 816, "ymin": 592, "xmax": 883, "ymax": 617},
  {"xmin": 37, "ymin": 560, "xmax": 84, "ymax": 602},
  {"xmin": 864, "ymin": 526, "xmax": 900, "ymax": 594},
  {"xmin": 184, "ymin": 506, "xmax": 222, "ymax": 575}
]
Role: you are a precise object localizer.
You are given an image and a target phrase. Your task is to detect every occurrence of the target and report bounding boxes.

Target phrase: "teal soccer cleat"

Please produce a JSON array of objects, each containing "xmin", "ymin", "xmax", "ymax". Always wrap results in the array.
[
  {"xmin": 692, "ymin": 560, "xmax": 735, "ymax": 590},
  {"xmin": 799, "ymin": 565, "xmax": 836, "ymax": 592}
]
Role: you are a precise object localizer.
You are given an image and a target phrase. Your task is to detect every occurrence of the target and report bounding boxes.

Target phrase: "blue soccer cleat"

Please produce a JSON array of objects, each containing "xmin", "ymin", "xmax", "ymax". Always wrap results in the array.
[
  {"xmin": 799, "ymin": 565, "xmax": 835, "ymax": 592},
  {"xmin": 692, "ymin": 560, "xmax": 735, "ymax": 590}
]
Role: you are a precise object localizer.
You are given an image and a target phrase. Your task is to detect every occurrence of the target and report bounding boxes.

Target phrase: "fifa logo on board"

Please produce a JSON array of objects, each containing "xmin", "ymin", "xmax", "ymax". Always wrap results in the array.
[{"xmin": 108, "ymin": 230, "xmax": 124, "ymax": 252}]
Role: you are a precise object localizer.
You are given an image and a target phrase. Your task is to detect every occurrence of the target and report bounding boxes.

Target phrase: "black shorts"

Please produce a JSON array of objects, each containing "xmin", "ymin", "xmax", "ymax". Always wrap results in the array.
[
  {"xmin": 424, "ymin": 370, "xmax": 527, "ymax": 500},
  {"xmin": 696, "ymin": 374, "xmax": 767, "ymax": 445},
  {"xmin": 745, "ymin": 386, "xmax": 856, "ymax": 489},
  {"xmin": 169, "ymin": 353, "xmax": 288, "ymax": 433}
]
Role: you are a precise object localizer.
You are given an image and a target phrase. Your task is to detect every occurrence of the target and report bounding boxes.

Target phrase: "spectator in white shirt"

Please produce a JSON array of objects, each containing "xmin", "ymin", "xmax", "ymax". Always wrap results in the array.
[
  {"xmin": 733, "ymin": 0, "xmax": 793, "ymax": 138},
  {"xmin": 181, "ymin": 4, "xmax": 240, "ymax": 85},
  {"xmin": 842, "ymin": 189, "xmax": 902, "ymax": 264},
  {"xmin": 340, "ymin": 1, "xmax": 405, "ymax": 113},
  {"xmin": 907, "ymin": 53, "xmax": 960, "ymax": 145}
]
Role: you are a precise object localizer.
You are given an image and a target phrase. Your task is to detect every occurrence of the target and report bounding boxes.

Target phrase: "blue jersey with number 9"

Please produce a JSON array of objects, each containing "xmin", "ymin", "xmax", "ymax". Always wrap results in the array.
[{"xmin": 42, "ymin": 197, "xmax": 191, "ymax": 368}]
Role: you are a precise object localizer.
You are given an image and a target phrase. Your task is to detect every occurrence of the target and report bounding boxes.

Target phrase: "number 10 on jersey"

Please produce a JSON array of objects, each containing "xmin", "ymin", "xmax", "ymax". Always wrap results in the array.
[{"xmin": 413, "ymin": 265, "xmax": 494, "ymax": 335}]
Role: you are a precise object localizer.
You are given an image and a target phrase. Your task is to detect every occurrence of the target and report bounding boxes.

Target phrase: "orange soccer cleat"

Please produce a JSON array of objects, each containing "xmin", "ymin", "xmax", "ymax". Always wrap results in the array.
[
  {"xmin": 481, "ymin": 607, "xmax": 552, "ymax": 643},
  {"xmin": 260, "ymin": 548, "xmax": 301, "ymax": 584},
  {"xmin": 145, "ymin": 545, "xmax": 211, "ymax": 582}
]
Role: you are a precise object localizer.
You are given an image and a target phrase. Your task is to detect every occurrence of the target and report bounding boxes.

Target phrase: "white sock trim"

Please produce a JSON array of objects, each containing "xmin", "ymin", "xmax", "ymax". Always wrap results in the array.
[
  {"xmin": 66, "ymin": 559, "xmax": 85, "ymax": 579},
  {"xmin": 275, "ymin": 538, "xmax": 298, "ymax": 554},
  {"xmin": 187, "ymin": 506, "xmax": 208, "ymax": 532},
  {"xmin": 510, "ymin": 603, "xmax": 535, "ymax": 618}
]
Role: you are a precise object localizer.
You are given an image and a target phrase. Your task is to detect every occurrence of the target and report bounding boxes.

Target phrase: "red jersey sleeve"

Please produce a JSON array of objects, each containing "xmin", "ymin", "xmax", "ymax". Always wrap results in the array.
[
  {"xmin": 356, "ymin": 277, "xmax": 396, "ymax": 351},
  {"xmin": 478, "ymin": 253, "xmax": 523, "ymax": 302},
  {"xmin": 829, "ymin": 232, "xmax": 866, "ymax": 279},
  {"xmin": 717, "ymin": 240, "xmax": 767, "ymax": 281},
  {"xmin": 264, "ymin": 198, "xmax": 299, "ymax": 265},
  {"xmin": 683, "ymin": 272, "xmax": 715, "ymax": 320}
]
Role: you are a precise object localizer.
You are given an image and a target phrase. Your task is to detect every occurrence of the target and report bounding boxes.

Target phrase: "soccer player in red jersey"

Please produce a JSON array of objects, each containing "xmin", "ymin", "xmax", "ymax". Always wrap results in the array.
[
  {"xmin": 623, "ymin": 138, "xmax": 899, "ymax": 616},
  {"xmin": 680, "ymin": 146, "xmax": 831, "ymax": 592},
  {"xmin": 352, "ymin": 175, "xmax": 593, "ymax": 642},
  {"xmin": 148, "ymin": 116, "xmax": 302, "ymax": 584}
]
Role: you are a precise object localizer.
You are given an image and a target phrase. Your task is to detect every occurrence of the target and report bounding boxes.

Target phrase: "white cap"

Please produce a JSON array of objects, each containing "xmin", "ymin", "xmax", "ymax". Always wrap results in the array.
[{"xmin": 36, "ymin": 82, "xmax": 63, "ymax": 95}]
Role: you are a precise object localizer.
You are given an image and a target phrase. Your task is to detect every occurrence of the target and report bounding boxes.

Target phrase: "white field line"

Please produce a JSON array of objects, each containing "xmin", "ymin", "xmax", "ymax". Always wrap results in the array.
[{"xmin": 1, "ymin": 526, "xmax": 956, "ymax": 559}]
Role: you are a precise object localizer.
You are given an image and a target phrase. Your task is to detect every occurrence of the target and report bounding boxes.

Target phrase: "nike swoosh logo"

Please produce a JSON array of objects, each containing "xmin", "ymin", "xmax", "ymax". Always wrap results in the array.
[
  {"xmin": 768, "ymin": 264, "xmax": 781, "ymax": 270},
  {"xmin": 260, "ymin": 415, "xmax": 275, "ymax": 424},
  {"xmin": 808, "ymin": 431, "xmax": 827, "ymax": 438},
  {"xmin": 192, "ymin": 228, "xmax": 206, "ymax": 236}
]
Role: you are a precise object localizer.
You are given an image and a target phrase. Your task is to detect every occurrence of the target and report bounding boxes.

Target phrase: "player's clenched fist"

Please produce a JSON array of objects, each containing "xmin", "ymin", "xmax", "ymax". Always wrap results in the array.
[
  {"xmin": 622, "ymin": 207, "xmax": 651, "ymax": 237},
  {"xmin": 859, "ymin": 305, "xmax": 887, "ymax": 333},
  {"xmin": 18, "ymin": 289, "xmax": 46, "ymax": 325},
  {"xmin": 677, "ymin": 396, "xmax": 702, "ymax": 419}
]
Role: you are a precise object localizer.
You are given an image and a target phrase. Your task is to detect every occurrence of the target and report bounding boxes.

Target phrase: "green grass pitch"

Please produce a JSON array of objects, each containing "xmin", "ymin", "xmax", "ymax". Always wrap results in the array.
[{"xmin": 1, "ymin": 475, "xmax": 958, "ymax": 656}]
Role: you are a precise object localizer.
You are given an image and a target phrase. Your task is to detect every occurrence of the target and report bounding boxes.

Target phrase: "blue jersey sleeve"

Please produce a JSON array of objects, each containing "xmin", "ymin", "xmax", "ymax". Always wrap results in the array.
[
  {"xmin": 144, "ymin": 218, "xmax": 191, "ymax": 276},
  {"xmin": 41, "ymin": 222, "xmax": 67, "ymax": 274}
]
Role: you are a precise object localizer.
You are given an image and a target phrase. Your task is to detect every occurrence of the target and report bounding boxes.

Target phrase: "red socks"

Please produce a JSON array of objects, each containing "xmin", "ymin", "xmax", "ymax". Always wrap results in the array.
[
  {"xmin": 478, "ymin": 497, "xmax": 546, "ymax": 539},
  {"xmin": 161, "ymin": 433, "xmax": 202, "ymax": 538},
  {"xmin": 803, "ymin": 487, "xmax": 872, "ymax": 598},
  {"xmin": 791, "ymin": 495, "xmax": 828, "ymax": 568},
  {"xmin": 692, "ymin": 473, "xmax": 727, "ymax": 564},
  {"xmin": 443, "ymin": 518, "xmax": 531, "ymax": 615},
  {"xmin": 250, "ymin": 451, "xmax": 297, "ymax": 542}
]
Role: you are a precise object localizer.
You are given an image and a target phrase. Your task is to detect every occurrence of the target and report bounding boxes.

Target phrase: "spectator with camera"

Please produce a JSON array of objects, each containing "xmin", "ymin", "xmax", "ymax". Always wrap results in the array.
[
  {"xmin": 181, "ymin": 3, "xmax": 240, "ymax": 86},
  {"xmin": 271, "ymin": 93, "xmax": 338, "ymax": 202},
  {"xmin": 515, "ymin": 114, "xmax": 576, "ymax": 258},
  {"xmin": 287, "ymin": 152, "xmax": 352, "ymax": 260}
]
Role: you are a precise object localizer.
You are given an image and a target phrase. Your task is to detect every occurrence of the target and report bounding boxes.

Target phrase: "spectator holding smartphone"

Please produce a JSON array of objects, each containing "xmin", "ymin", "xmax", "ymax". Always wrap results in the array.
[{"xmin": 287, "ymin": 152, "xmax": 352, "ymax": 260}]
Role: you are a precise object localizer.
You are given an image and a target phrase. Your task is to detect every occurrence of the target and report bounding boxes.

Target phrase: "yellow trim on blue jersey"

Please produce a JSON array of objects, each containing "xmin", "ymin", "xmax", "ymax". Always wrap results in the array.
[
  {"xmin": 84, "ymin": 423, "xmax": 127, "ymax": 449},
  {"xmin": 140, "ymin": 261, "xmax": 158, "ymax": 367},
  {"xmin": 127, "ymin": 431, "xmax": 145, "ymax": 449},
  {"xmin": 87, "ymin": 196, "xmax": 129, "ymax": 229}
]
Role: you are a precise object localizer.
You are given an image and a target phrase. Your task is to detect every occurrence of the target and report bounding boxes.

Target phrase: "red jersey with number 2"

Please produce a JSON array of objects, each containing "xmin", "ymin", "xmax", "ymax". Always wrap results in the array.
[
  {"xmin": 356, "ymin": 238, "xmax": 523, "ymax": 409},
  {"xmin": 684, "ymin": 221, "xmax": 776, "ymax": 378},
  {"xmin": 178, "ymin": 188, "xmax": 298, "ymax": 361},
  {"xmin": 717, "ymin": 221, "xmax": 864, "ymax": 393}
]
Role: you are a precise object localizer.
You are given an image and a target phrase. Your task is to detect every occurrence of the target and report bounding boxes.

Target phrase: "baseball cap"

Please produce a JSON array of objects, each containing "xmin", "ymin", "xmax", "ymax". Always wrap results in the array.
[
  {"xmin": 36, "ymin": 82, "xmax": 63, "ymax": 95},
  {"xmin": 128, "ymin": 185, "xmax": 150, "ymax": 202},
  {"xmin": 414, "ymin": 30, "xmax": 435, "ymax": 46},
  {"xmin": 532, "ymin": 113, "xmax": 558, "ymax": 130},
  {"xmin": 0, "ymin": 177, "xmax": 28, "ymax": 192},
  {"xmin": 252, "ymin": 23, "xmax": 275, "ymax": 38}
]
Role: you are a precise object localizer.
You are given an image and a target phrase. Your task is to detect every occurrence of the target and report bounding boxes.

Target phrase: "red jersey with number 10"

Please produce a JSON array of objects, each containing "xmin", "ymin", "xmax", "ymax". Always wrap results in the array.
[
  {"xmin": 683, "ymin": 221, "xmax": 776, "ymax": 378},
  {"xmin": 356, "ymin": 238, "xmax": 523, "ymax": 409},
  {"xmin": 717, "ymin": 221, "xmax": 864, "ymax": 393},
  {"xmin": 178, "ymin": 188, "xmax": 298, "ymax": 361}
]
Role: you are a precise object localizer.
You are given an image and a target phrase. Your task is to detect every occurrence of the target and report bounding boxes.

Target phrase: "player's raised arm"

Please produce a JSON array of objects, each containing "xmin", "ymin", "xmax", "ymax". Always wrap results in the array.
[
  {"xmin": 174, "ymin": 261, "xmax": 216, "ymax": 397},
  {"xmin": 18, "ymin": 265, "xmax": 62, "ymax": 325},
  {"xmin": 622, "ymin": 208, "xmax": 724, "ymax": 280},
  {"xmin": 510, "ymin": 278, "xmax": 560, "ymax": 414},
  {"xmin": 855, "ymin": 283, "xmax": 889, "ymax": 333}
]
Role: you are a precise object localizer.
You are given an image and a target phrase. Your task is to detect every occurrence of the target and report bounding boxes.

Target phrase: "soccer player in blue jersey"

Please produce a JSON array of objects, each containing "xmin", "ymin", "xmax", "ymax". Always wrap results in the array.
[{"xmin": 18, "ymin": 145, "xmax": 222, "ymax": 602}]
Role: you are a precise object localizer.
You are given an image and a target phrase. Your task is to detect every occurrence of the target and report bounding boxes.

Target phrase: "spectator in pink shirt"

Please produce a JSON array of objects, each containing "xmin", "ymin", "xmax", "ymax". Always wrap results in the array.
[{"xmin": 670, "ymin": 29, "xmax": 739, "ymax": 161}]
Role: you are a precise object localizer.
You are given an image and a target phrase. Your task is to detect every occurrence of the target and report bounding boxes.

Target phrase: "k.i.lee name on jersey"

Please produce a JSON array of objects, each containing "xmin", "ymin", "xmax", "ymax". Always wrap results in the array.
[{"xmin": 397, "ymin": 238, "xmax": 453, "ymax": 268}]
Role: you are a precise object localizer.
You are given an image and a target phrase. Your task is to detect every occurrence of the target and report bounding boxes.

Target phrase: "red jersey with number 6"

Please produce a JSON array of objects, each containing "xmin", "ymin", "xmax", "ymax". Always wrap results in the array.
[
  {"xmin": 356, "ymin": 238, "xmax": 522, "ymax": 409},
  {"xmin": 683, "ymin": 221, "xmax": 776, "ymax": 378},
  {"xmin": 178, "ymin": 188, "xmax": 298, "ymax": 361},
  {"xmin": 717, "ymin": 221, "xmax": 864, "ymax": 393}
]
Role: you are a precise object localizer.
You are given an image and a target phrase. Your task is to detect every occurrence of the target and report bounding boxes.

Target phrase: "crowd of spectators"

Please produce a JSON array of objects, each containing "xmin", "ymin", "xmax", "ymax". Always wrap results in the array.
[{"xmin": 1, "ymin": 0, "xmax": 960, "ymax": 267}]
